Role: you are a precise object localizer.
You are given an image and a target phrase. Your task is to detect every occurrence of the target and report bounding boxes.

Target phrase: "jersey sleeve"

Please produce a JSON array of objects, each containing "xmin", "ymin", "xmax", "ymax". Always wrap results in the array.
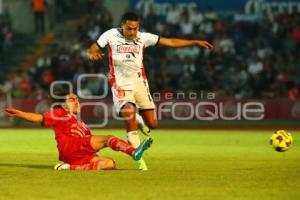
[
  {"xmin": 143, "ymin": 32, "xmax": 160, "ymax": 48},
  {"xmin": 96, "ymin": 29, "xmax": 112, "ymax": 48},
  {"xmin": 42, "ymin": 109, "xmax": 65, "ymax": 127}
]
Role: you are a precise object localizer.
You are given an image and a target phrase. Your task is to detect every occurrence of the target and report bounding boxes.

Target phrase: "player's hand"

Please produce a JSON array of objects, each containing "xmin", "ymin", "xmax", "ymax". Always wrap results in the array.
[
  {"xmin": 87, "ymin": 43, "xmax": 105, "ymax": 61},
  {"xmin": 87, "ymin": 51, "xmax": 105, "ymax": 61},
  {"xmin": 3, "ymin": 108, "xmax": 21, "ymax": 117},
  {"xmin": 195, "ymin": 40, "xmax": 214, "ymax": 49}
]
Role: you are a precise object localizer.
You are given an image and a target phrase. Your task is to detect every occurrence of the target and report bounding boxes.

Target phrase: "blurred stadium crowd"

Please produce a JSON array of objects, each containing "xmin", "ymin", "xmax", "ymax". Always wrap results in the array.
[
  {"xmin": 0, "ymin": 9, "xmax": 13, "ymax": 62},
  {"xmin": 0, "ymin": 1, "xmax": 299, "ymax": 101}
]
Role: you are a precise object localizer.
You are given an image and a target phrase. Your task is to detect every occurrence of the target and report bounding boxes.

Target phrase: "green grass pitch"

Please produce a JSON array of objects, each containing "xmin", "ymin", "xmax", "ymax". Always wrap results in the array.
[{"xmin": 0, "ymin": 129, "xmax": 299, "ymax": 200}]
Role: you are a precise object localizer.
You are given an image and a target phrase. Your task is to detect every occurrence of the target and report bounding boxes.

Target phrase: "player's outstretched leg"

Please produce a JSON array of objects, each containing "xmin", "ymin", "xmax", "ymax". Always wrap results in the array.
[
  {"xmin": 54, "ymin": 137, "xmax": 153, "ymax": 171},
  {"xmin": 108, "ymin": 136, "xmax": 153, "ymax": 162}
]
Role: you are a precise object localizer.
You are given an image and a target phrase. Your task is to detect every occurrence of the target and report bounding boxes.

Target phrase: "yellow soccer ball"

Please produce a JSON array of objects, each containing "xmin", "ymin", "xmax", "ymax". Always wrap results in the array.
[{"xmin": 270, "ymin": 130, "xmax": 293, "ymax": 152}]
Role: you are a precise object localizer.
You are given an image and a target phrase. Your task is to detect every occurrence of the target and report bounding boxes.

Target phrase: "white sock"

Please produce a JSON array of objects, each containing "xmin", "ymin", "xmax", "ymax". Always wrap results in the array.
[
  {"xmin": 136, "ymin": 113, "xmax": 145, "ymax": 126},
  {"xmin": 127, "ymin": 131, "xmax": 140, "ymax": 148}
]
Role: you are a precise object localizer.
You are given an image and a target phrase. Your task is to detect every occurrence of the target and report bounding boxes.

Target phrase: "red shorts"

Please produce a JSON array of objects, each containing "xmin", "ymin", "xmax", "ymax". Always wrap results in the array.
[{"xmin": 57, "ymin": 135, "xmax": 97, "ymax": 165}]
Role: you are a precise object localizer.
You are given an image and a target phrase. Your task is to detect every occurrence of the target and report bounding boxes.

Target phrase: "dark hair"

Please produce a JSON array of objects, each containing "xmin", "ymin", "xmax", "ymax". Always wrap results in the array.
[
  {"xmin": 47, "ymin": 89, "xmax": 69, "ymax": 108},
  {"xmin": 121, "ymin": 12, "xmax": 139, "ymax": 24}
]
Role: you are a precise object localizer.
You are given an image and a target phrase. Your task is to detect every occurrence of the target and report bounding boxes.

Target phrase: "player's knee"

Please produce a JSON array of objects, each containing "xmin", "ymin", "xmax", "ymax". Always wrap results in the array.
[
  {"xmin": 120, "ymin": 103, "xmax": 136, "ymax": 118},
  {"xmin": 101, "ymin": 159, "xmax": 116, "ymax": 170},
  {"xmin": 109, "ymin": 159, "xmax": 116, "ymax": 169}
]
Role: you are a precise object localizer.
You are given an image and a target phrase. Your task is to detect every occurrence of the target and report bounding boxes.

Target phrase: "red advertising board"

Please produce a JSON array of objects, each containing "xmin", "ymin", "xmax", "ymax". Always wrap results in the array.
[{"xmin": 1, "ymin": 98, "xmax": 299, "ymax": 120}]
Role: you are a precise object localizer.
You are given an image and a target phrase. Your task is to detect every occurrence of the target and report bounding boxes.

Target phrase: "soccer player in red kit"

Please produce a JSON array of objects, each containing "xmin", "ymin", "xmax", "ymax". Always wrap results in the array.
[
  {"xmin": 87, "ymin": 12, "xmax": 213, "ymax": 170},
  {"xmin": 3, "ymin": 93, "xmax": 153, "ymax": 171}
]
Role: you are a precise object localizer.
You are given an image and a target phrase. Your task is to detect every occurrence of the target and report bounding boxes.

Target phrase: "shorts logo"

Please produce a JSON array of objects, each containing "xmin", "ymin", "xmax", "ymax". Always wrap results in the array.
[
  {"xmin": 117, "ymin": 45, "xmax": 140, "ymax": 53},
  {"xmin": 114, "ymin": 86, "xmax": 125, "ymax": 98}
]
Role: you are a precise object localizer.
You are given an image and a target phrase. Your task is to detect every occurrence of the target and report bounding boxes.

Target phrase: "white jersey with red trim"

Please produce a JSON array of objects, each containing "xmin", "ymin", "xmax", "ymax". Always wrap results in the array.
[{"xmin": 96, "ymin": 28, "xmax": 159, "ymax": 89}]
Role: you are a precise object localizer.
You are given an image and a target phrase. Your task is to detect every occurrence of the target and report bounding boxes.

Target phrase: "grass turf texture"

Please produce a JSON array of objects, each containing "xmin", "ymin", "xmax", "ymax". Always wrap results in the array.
[{"xmin": 0, "ymin": 129, "xmax": 299, "ymax": 200}]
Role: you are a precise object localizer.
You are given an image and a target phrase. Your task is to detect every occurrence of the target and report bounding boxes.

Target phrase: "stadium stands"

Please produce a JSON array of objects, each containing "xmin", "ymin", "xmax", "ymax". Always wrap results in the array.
[
  {"xmin": 0, "ymin": 9, "xmax": 13, "ymax": 66},
  {"xmin": 1, "ymin": 3, "xmax": 299, "ymax": 101}
]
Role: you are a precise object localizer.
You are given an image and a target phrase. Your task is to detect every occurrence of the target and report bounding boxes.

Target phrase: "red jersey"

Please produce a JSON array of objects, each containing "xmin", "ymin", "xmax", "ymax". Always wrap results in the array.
[{"xmin": 43, "ymin": 108, "xmax": 96, "ymax": 164}]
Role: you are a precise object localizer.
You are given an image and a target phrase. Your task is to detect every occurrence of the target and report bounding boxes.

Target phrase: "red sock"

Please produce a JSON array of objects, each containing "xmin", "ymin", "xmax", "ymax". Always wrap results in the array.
[
  {"xmin": 107, "ymin": 137, "xmax": 135, "ymax": 156},
  {"xmin": 70, "ymin": 161, "xmax": 101, "ymax": 170}
]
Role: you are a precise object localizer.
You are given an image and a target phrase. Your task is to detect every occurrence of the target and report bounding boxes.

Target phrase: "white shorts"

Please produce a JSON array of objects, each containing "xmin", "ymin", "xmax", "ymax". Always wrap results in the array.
[{"xmin": 111, "ymin": 78, "xmax": 155, "ymax": 114}]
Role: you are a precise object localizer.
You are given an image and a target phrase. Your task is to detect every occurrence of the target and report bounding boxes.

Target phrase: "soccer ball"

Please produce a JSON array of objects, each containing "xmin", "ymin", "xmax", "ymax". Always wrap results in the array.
[{"xmin": 270, "ymin": 130, "xmax": 293, "ymax": 152}]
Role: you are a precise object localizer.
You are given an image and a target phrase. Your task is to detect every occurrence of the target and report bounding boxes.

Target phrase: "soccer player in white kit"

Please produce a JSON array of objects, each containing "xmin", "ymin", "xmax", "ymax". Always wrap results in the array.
[{"xmin": 87, "ymin": 12, "xmax": 213, "ymax": 170}]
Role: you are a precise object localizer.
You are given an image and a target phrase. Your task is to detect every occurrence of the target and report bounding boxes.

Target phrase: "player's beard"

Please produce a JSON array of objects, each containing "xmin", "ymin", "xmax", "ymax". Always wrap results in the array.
[{"xmin": 73, "ymin": 105, "xmax": 80, "ymax": 115}]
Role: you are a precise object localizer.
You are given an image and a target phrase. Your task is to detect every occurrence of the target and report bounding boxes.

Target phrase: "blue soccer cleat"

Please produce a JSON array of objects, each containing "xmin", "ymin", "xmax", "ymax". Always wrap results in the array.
[{"xmin": 132, "ymin": 138, "xmax": 153, "ymax": 161}]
